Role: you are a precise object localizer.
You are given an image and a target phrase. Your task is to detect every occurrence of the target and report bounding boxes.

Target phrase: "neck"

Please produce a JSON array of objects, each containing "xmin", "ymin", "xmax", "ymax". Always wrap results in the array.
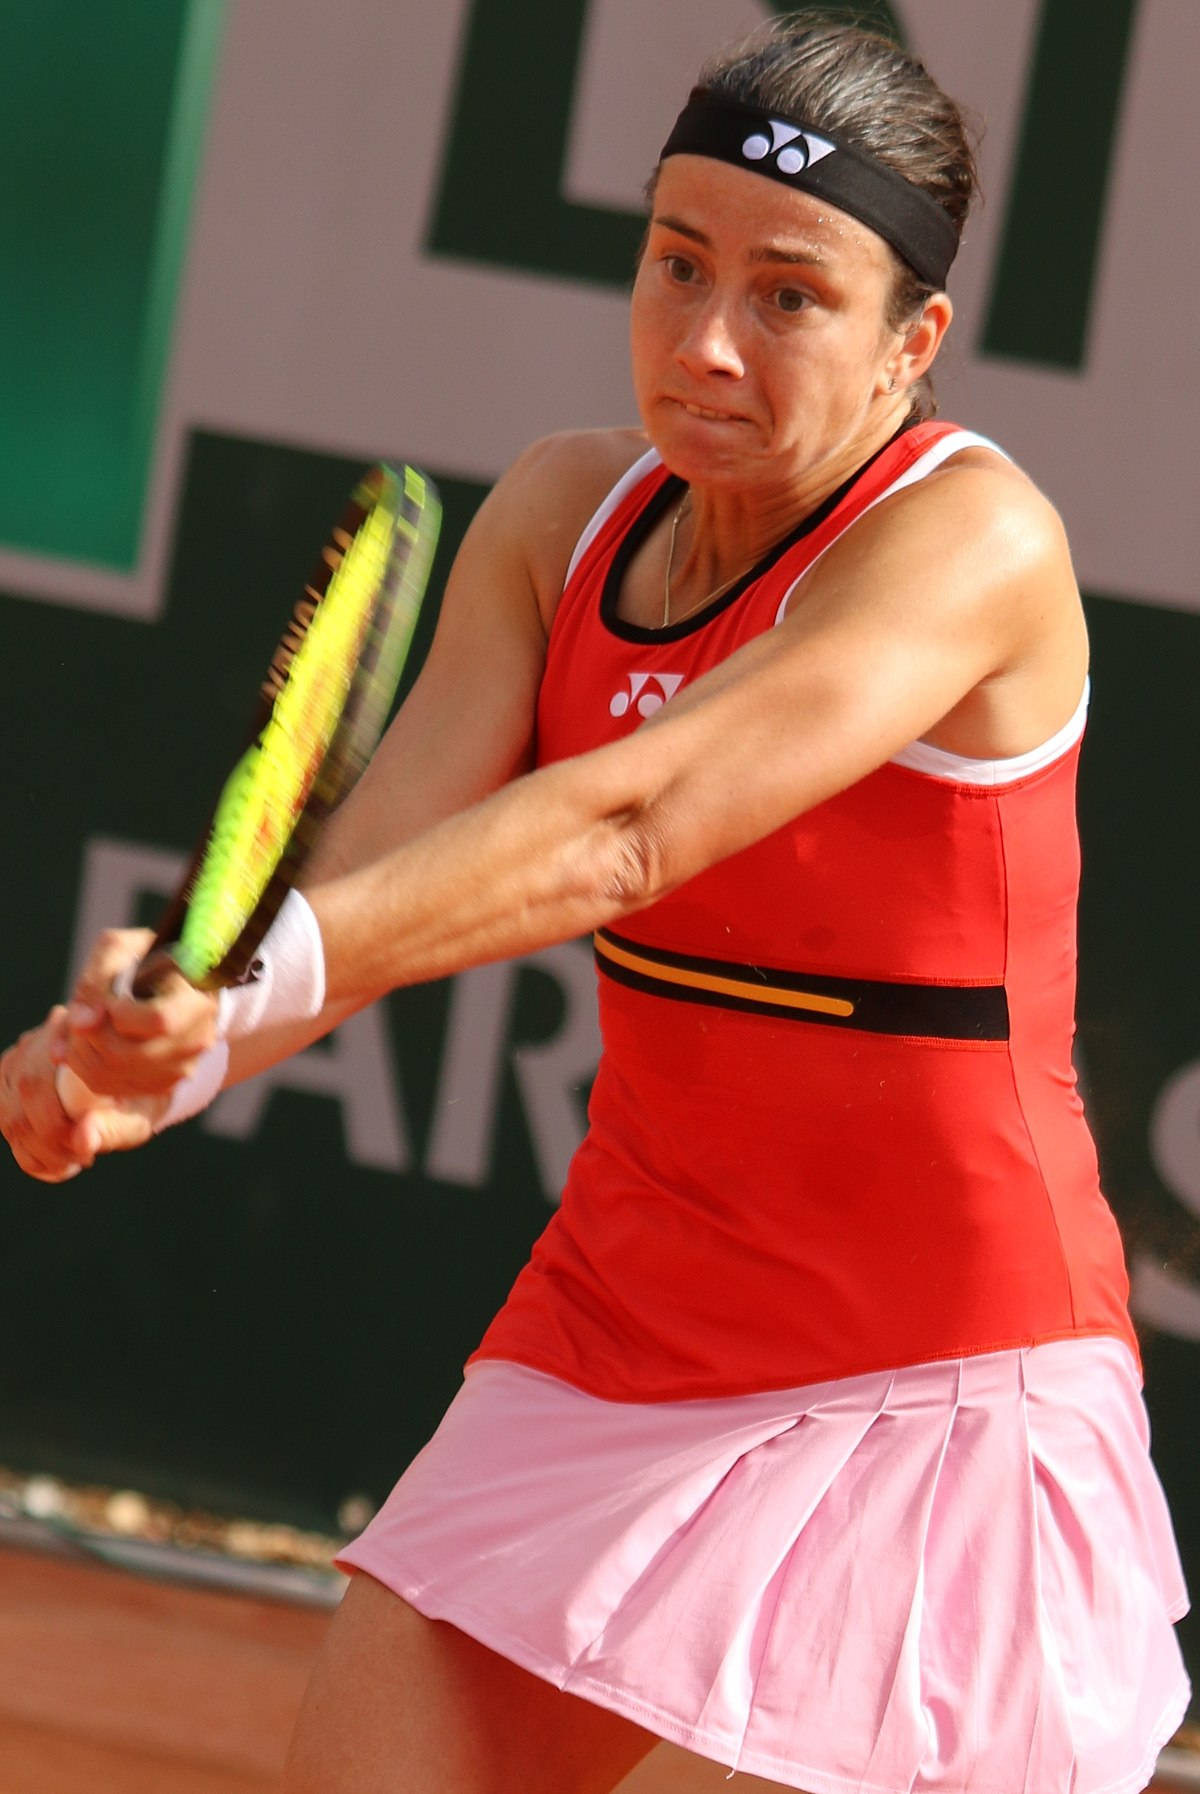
[{"xmin": 668, "ymin": 404, "xmax": 914, "ymax": 612}]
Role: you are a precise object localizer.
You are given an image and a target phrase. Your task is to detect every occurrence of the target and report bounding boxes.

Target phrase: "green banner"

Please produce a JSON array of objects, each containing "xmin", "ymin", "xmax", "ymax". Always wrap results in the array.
[{"xmin": 0, "ymin": 0, "xmax": 223, "ymax": 569}]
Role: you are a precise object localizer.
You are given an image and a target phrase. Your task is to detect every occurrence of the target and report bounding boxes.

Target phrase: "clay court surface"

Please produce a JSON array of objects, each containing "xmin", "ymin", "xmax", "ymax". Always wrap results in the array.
[
  {"xmin": 0, "ymin": 1541, "xmax": 1194, "ymax": 1794},
  {"xmin": 0, "ymin": 1544, "xmax": 683, "ymax": 1793},
  {"xmin": 0, "ymin": 1543, "xmax": 327, "ymax": 1792}
]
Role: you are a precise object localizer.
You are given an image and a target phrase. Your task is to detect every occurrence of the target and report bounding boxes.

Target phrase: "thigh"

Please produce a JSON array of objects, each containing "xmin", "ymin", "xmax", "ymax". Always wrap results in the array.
[
  {"xmin": 615, "ymin": 1742, "xmax": 796, "ymax": 1792},
  {"xmin": 282, "ymin": 1570, "xmax": 660, "ymax": 1794}
]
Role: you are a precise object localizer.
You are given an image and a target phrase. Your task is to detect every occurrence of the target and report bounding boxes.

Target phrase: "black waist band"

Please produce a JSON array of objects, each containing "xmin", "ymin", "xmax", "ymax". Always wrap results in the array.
[{"xmin": 593, "ymin": 928, "xmax": 1009, "ymax": 1042}]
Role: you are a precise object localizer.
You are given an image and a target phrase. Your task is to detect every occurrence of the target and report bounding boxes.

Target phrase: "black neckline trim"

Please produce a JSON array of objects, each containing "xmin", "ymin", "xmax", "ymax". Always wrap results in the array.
[{"xmin": 599, "ymin": 423, "xmax": 914, "ymax": 644}]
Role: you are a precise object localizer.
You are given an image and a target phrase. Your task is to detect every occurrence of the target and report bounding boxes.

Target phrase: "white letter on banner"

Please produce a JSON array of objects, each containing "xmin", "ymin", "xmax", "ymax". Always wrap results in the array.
[
  {"xmin": 425, "ymin": 943, "xmax": 599, "ymax": 1203},
  {"xmin": 1132, "ymin": 1061, "xmax": 1200, "ymax": 1341},
  {"xmin": 423, "ymin": 962, "xmax": 511, "ymax": 1192},
  {"xmin": 68, "ymin": 836, "xmax": 187, "ymax": 990},
  {"xmin": 206, "ymin": 1004, "xmax": 410, "ymax": 1173}
]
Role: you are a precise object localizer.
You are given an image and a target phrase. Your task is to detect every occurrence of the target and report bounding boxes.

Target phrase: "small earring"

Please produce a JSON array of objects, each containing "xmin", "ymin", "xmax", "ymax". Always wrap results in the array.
[{"xmin": 886, "ymin": 374, "xmax": 896, "ymax": 392}]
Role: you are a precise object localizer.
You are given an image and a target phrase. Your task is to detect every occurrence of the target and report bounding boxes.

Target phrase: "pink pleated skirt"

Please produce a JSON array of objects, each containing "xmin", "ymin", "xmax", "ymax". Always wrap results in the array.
[{"xmin": 337, "ymin": 1339, "xmax": 1189, "ymax": 1794}]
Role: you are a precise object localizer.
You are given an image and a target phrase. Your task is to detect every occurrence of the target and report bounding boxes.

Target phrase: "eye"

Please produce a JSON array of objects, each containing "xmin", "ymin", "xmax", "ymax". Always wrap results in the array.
[
  {"xmin": 771, "ymin": 286, "xmax": 809, "ymax": 314},
  {"xmin": 663, "ymin": 253, "xmax": 698, "ymax": 285}
]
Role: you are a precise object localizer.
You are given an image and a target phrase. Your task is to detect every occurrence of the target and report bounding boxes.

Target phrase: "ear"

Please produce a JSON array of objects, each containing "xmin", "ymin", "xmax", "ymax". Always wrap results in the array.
[{"xmin": 886, "ymin": 292, "xmax": 953, "ymax": 394}]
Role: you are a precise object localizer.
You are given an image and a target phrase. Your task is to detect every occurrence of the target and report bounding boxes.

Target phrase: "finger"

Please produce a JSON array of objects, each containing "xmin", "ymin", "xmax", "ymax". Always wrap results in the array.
[
  {"xmin": 15, "ymin": 1118, "xmax": 93, "ymax": 1178},
  {"xmin": 6, "ymin": 1109, "xmax": 90, "ymax": 1180},
  {"xmin": 56, "ymin": 1063, "xmax": 100, "ymax": 1119},
  {"xmin": 8, "ymin": 1023, "xmax": 87, "ymax": 1146},
  {"xmin": 68, "ymin": 1103, "xmax": 157, "ymax": 1159},
  {"xmin": 16, "ymin": 1149, "xmax": 84, "ymax": 1184},
  {"xmin": 46, "ymin": 1005, "xmax": 71, "ymax": 1061},
  {"xmin": 70, "ymin": 928, "xmax": 157, "ymax": 1024},
  {"xmin": 63, "ymin": 1025, "xmax": 208, "ymax": 1098},
  {"xmin": 107, "ymin": 964, "xmax": 214, "ymax": 1045},
  {"xmin": 0, "ymin": 1016, "xmax": 95, "ymax": 1181},
  {"xmin": 62, "ymin": 967, "xmax": 219, "ymax": 1099}
]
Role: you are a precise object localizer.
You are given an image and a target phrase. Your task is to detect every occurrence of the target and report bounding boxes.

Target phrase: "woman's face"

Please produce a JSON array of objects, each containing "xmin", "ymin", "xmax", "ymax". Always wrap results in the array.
[{"xmin": 630, "ymin": 154, "xmax": 915, "ymax": 498}]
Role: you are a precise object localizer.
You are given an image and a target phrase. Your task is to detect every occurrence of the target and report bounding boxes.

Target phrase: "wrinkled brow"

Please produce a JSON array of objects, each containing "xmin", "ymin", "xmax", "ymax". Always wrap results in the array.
[{"xmin": 651, "ymin": 212, "xmax": 830, "ymax": 267}]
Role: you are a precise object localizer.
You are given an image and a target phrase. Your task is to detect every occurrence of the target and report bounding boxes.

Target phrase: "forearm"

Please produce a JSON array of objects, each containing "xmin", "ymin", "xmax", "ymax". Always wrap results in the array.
[
  {"xmin": 224, "ymin": 994, "xmax": 360, "ymax": 1085},
  {"xmin": 300, "ymin": 601, "xmax": 945, "ymax": 1004},
  {"xmin": 307, "ymin": 749, "xmax": 659, "ymax": 1008},
  {"xmin": 302, "ymin": 631, "xmax": 884, "ymax": 1006},
  {"xmin": 54, "ymin": 758, "xmax": 609, "ymax": 1114}
]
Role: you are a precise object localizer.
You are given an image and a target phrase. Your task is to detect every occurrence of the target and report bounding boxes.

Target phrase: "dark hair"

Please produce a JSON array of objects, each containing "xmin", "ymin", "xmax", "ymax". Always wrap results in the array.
[{"xmin": 675, "ymin": 10, "xmax": 981, "ymax": 417}]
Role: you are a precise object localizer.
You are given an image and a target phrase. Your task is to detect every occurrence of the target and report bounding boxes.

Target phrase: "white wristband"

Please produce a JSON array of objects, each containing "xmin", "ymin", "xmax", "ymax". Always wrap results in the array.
[
  {"xmin": 153, "ymin": 1039, "xmax": 231, "ymax": 1133},
  {"xmin": 153, "ymin": 890, "xmax": 324, "ymax": 1134},
  {"xmin": 214, "ymin": 888, "xmax": 326, "ymax": 1042}
]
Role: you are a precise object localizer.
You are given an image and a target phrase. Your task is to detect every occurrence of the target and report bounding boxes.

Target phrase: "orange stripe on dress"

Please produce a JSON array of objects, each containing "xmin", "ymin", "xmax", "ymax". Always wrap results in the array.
[{"xmin": 593, "ymin": 930, "xmax": 856, "ymax": 1019}]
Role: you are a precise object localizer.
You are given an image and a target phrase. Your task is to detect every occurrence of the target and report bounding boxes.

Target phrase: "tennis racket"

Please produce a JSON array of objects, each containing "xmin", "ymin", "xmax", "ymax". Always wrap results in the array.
[{"xmin": 58, "ymin": 460, "xmax": 441, "ymax": 1117}]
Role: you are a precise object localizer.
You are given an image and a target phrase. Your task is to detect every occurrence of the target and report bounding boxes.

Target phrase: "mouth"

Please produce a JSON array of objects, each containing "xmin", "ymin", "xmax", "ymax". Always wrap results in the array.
[{"xmin": 673, "ymin": 399, "xmax": 746, "ymax": 424}]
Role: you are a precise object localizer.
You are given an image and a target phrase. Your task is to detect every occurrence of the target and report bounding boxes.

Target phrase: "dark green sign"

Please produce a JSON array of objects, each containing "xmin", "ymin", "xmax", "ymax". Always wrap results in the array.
[
  {"xmin": 0, "ymin": 0, "xmax": 223, "ymax": 568},
  {"xmin": 0, "ymin": 430, "xmax": 592, "ymax": 1533}
]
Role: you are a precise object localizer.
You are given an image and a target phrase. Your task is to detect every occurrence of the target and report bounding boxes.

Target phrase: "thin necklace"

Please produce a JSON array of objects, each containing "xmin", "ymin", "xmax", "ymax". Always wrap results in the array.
[{"xmin": 662, "ymin": 494, "xmax": 754, "ymax": 628}]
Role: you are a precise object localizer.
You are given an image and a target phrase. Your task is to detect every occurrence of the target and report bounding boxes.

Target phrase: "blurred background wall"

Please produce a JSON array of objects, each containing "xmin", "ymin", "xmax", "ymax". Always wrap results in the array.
[{"xmin": 1, "ymin": 0, "xmax": 1197, "ymax": 1692}]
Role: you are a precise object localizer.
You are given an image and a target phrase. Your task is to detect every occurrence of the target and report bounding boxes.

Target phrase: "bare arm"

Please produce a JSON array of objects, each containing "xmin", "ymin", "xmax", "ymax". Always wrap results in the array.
[
  {"xmin": 308, "ymin": 454, "xmax": 1086, "ymax": 1006},
  {"xmin": 11, "ymin": 430, "xmax": 645, "ymax": 1156},
  {"xmin": 19, "ymin": 443, "xmax": 1082, "ymax": 1168},
  {"xmin": 224, "ymin": 428, "xmax": 644, "ymax": 1080}
]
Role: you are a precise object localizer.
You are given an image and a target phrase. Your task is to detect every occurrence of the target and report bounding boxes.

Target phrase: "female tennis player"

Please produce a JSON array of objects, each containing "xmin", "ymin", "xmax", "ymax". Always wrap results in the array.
[{"xmin": 2, "ymin": 13, "xmax": 1189, "ymax": 1792}]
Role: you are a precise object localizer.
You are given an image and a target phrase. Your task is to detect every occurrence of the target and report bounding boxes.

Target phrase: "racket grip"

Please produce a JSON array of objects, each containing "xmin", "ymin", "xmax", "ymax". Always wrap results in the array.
[{"xmin": 129, "ymin": 945, "xmax": 182, "ymax": 1001}]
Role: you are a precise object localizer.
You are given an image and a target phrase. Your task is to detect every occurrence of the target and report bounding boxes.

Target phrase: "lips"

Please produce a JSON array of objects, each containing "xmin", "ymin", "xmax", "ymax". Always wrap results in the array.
[{"xmin": 673, "ymin": 399, "xmax": 747, "ymax": 423}]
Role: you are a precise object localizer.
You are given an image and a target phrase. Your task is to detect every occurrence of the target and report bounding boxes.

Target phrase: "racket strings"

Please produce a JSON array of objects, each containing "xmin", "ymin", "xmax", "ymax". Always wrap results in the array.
[{"xmin": 174, "ymin": 475, "xmax": 411, "ymax": 986}]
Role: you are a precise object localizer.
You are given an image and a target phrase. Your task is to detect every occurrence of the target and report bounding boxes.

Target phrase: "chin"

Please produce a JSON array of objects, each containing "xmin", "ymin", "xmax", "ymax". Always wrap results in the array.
[{"xmin": 651, "ymin": 417, "xmax": 760, "ymax": 483}]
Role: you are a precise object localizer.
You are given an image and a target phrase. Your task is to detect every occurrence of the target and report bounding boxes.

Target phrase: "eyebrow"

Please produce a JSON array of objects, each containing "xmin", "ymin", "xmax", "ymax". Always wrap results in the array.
[{"xmin": 652, "ymin": 212, "xmax": 830, "ymax": 268}]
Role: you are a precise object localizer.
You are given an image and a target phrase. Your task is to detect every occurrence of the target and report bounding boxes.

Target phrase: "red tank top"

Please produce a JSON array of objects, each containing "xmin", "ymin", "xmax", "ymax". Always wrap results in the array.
[{"xmin": 470, "ymin": 422, "xmax": 1136, "ymax": 1400}]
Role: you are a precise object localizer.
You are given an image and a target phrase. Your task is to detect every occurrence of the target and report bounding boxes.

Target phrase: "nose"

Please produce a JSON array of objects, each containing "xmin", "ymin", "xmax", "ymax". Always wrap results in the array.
[{"xmin": 675, "ymin": 292, "xmax": 745, "ymax": 381}]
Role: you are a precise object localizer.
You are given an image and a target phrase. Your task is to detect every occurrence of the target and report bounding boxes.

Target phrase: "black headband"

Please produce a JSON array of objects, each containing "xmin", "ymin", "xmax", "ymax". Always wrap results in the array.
[{"xmin": 659, "ymin": 90, "xmax": 958, "ymax": 290}]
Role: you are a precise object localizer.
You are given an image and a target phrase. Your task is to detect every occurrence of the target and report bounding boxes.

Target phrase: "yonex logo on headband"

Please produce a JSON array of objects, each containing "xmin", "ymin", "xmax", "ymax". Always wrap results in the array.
[
  {"xmin": 660, "ymin": 90, "xmax": 959, "ymax": 289},
  {"xmin": 741, "ymin": 121, "xmax": 835, "ymax": 178}
]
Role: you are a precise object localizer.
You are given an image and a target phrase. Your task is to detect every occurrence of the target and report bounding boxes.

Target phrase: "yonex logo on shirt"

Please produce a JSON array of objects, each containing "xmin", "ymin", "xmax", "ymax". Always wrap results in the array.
[
  {"xmin": 610, "ymin": 672, "xmax": 684, "ymax": 720},
  {"xmin": 741, "ymin": 121, "xmax": 836, "ymax": 177}
]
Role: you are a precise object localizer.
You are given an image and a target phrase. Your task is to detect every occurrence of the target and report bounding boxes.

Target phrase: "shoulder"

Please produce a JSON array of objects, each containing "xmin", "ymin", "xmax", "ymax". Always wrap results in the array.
[
  {"xmin": 505, "ymin": 425, "xmax": 652, "ymax": 492},
  {"xmin": 477, "ymin": 428, "xmax": 654, "ymax": 625},
  {"xmin": 897, "ymin": 439, "xmax": 1071, "ymax": 569},
  {"xmin": 483, "ymin": 427, "xmax": 652, "ymax": 536},
  {"xmin": 787, "ymin": 435, "xmax": 1081, "ymax": 678},
  {"xmin": 820, "ymin": 437, "xmax": 1076, "ymax": 620}
]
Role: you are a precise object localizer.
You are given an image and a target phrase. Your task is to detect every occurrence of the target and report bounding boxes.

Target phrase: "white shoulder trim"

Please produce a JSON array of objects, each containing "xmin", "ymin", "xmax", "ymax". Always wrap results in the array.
[
  {"xmin": 870, "ymin": 427, "xmax": 1007, "ymax": 497},
  {"xmin": 773, "ymin": 430, "xmax": 1008, "ymax": 627},
  {"xmin": 764, "ymin": 427, "xmax": 1080, "ymax": 788},
  {"xmin": 563, "ymin": 447, "xmax": 662, "ymax": 589},
  {"xmin": 891, "ymin": 680, "xmax": 1090, "ymax": 786}
]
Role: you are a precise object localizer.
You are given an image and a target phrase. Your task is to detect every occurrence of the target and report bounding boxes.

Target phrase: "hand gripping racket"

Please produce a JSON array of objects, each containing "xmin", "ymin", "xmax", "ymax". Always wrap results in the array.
[{"xmin": 58, "ymin": 461, "xmax": 441, "ymax": 1117}]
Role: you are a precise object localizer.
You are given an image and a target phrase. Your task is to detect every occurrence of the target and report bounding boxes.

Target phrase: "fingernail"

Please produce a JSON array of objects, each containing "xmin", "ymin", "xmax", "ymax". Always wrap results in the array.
[{"xmin": 68, "ymin": 1003, "xmax": 101, "ymax": 1030}]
